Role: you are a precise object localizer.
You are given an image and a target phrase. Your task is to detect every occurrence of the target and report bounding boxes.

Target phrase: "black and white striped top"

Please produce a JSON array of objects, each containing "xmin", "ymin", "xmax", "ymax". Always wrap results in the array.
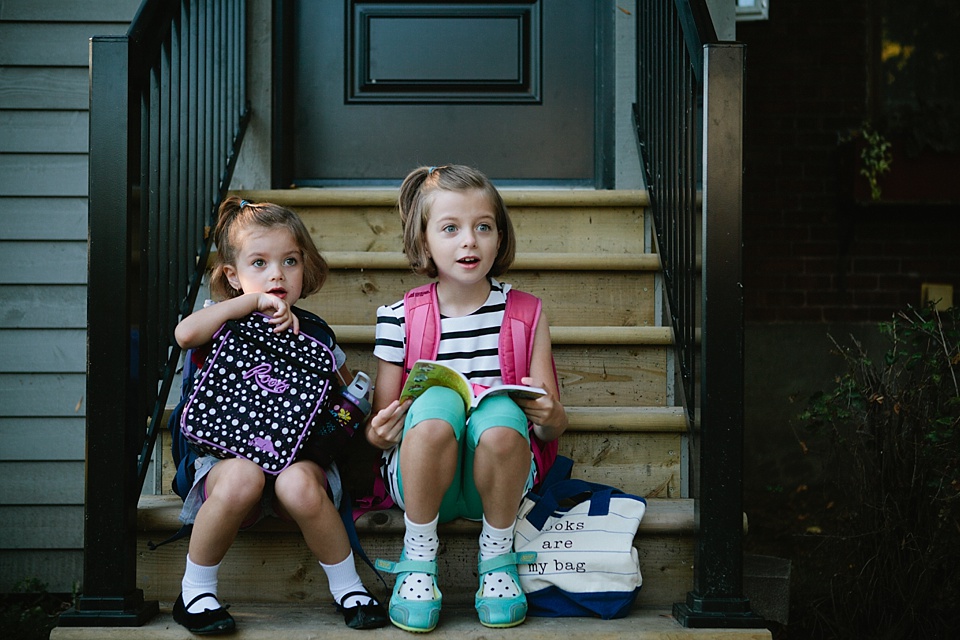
[{"xmin": 374, "ymin": 279, "xmax": 514, "ymax": 389}]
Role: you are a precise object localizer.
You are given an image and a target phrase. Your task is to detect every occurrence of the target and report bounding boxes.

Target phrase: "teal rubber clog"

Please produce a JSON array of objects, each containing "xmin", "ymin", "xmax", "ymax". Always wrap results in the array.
[
  {"xmin": 474, "ymin": 551, "xmax": 537, "ymax": 629},
  {"xmin": 375, "ymin": 553, "xmax": 442, "ymax": 633}
]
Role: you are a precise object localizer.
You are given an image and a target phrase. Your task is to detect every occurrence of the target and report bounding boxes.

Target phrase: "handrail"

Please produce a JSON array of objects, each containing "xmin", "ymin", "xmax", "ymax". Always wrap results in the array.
[
  {"xmin": 59, "ymin": 0, "xmax": 248, "ymax": 627},
  {"xmin": 635, "ymin": 1, "xmax": 761, "ymax": 628}
]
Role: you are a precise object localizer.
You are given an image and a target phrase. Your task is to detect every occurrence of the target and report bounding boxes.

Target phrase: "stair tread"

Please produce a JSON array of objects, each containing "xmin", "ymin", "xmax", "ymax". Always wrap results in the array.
[
  {"xmin": 51, "ymin": 604, "xmax": 771, "ymax": 640},
  {"xmin": 233, "ymin": 188, "xmax": 651, "ymax": 207},
  {"xmin": 137, "ymin": 495, "xmax": 694, "ymax": 535},
  {"xmin": 323, "ymin": 251, "xmax": 660, "ymax": 270}
]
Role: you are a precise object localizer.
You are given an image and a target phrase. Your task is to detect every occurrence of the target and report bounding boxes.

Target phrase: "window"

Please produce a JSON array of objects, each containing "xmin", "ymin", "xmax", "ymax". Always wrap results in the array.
[{"xmin": 736, "ymin": 0, "xmax": 769, "ymax": 22}]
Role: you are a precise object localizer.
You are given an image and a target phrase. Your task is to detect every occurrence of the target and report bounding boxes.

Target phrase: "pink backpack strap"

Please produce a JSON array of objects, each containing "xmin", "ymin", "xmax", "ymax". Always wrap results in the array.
[
  {"xmin": 501, "ymin": 289, "xmax": 559, "ymax": 484},
  {"xmin": 351, "ymin": 471, "xmax": 394, "ymax": 520},
  {"xmin": 402, "ymin": 282, "xmax": 441, "ymax": 386},
  {"xmin": 499, "ymin": 289, "xmax": 541, "ymax": 385},
  {"xmin": 354, "ymin": 284, "xmax": 438, "ymax": 518}
]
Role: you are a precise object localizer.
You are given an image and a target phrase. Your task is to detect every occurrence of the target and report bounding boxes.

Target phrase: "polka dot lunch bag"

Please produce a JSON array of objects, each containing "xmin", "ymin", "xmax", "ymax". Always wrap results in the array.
[{"xmin": 180, "ymin": 312, "xmax": 339, "ymax": 474}]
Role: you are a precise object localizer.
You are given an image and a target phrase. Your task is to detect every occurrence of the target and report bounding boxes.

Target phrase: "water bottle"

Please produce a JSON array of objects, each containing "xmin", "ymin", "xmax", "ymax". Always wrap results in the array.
[
  {"xmin": 331, "ymin": 371, "xmax": 373, "ymax": 437},
  {"xmin": 300, "ymin": 371, "xmax": 372, "ymax": 466}
]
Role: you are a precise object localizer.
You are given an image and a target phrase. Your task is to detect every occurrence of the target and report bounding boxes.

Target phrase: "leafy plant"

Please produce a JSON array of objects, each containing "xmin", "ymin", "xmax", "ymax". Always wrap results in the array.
[
  {"xmin": 859, "ymin": 123, "xmax": 894, "ymax": 201},
  {"xmin": 800, "ymin": 305, "xmax": 960, "ymax": 639},
  {"xmin": 0, "ymin": 579, "xmax": 72, "ymax": 640}
]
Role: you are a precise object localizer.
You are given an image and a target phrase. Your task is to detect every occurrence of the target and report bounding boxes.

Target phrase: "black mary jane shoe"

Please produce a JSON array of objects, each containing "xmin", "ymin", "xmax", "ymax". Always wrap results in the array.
[
  {"xmin": 336, "ymin": 591, "xmax": 389, "ymax": 630},
  {"xmin": 172, "ymin": 592, "xmax": 236, "ymax": 635}
]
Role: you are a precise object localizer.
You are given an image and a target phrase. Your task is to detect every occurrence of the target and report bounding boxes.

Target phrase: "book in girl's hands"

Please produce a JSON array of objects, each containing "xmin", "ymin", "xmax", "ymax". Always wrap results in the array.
[{"xmin": 400, "ymin": 359, "xmax": 546, "ymax": 412}]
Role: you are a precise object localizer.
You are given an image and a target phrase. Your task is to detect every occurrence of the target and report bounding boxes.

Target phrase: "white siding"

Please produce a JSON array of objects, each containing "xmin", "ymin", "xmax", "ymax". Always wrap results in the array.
[{"xmin": 0, "ymin": 0, "xmax": 142, "ymax": 593}]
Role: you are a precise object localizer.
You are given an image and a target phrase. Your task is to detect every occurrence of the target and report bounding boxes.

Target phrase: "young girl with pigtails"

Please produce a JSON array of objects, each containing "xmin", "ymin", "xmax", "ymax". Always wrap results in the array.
[
  {"xmin": 171, "ymin": 196, "xmax": 388, "ymax": 634},
  {"xmin": 366, "ymin": 165, "xmax": 568, "ymax": 632}
]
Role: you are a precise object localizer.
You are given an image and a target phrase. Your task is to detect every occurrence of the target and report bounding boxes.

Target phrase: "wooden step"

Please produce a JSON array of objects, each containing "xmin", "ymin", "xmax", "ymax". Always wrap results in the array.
[
  {"xmin": 331, "ymin": 324, "xmax": 673, "ymax": 344},
  {"xmin": 336, "ymin": 346, "xmax": 670, "ymax": 410},
  {"xmin": 235, "ymin": 188, "xmax": 650, "ymax": 207},
  {"xmin": 302, "ymin": 270, "xmax": 659, "ymax": 327},
  {"xmin": 135, "ymin": 495, "xmax": 696, "ymax": 608},
  {"xmin": 324, "ymin": 251, "xmax": 661, "ymax": 270},
  {"xmin": 234, "ymin": 189, "xmax": 650, "ymax": 253},
  {"xmin": 154, "ymin": 405, "xmax": 687, "ymax": 502},
  {"xmin": 51, "ymin": 603, "xmax": 772, "ymax": 640}
]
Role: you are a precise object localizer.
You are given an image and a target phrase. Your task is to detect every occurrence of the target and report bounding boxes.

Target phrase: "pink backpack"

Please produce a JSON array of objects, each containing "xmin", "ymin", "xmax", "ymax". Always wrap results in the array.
[
  {"xmin": 353, "ymin": 283, "xmax": 560, "ymax": 519},
  {"xmin": 402, "ymin": 282, "xmax": 559, "ymax": 481}
]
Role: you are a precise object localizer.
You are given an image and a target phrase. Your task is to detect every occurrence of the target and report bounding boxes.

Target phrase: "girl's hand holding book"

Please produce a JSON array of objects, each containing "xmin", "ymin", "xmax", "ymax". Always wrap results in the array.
[
  {"xmin": 515, "ymin": 376, "xmax": 568, "ymax": 442},
  {"xmin": 367, "ymin": 398, "xmax": 412, "ymax": 449}
]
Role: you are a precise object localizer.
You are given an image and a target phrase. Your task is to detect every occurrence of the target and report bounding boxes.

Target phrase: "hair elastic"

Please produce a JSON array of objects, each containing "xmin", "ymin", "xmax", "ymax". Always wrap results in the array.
[
  {"xmin": 239, "ymin": 199, "xmax": 250, "ymax": 208},
  {"xmin": 427, "ymin": 166, "xmax": 437, "ymax": 175}
]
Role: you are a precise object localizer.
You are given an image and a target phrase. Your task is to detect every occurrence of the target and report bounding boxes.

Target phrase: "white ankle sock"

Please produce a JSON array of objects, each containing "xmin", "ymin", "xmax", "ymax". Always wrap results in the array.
[
  {"xmin": 479, "ymin": 516, "xmax": 514, "ymax": 561},
  {"xmin": 320, "ymin": 551, "xmax": 372, "ymax": 608},
  {"xmin": 398, "ymin": 514, "xmax": 440, "ymax": 601},
  {"xmin": 403, "ymin": 513, "xmax": 440, "ymax": 561},
  {"xmin": 182, "ymin": 555, "xmax": 222, "ymax": 613},
  {"xmin": 478, "ymin": 517, "xmax": 521, "ymax": 598}
]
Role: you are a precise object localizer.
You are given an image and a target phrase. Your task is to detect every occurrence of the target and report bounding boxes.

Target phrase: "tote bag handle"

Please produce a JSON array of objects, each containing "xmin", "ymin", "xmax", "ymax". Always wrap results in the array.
[
  {"xmin": 537, "ymin": 455, "xmax": 573, "ymax": 494},
  {"xmin": 525, "ymin": 479, "xmax": 625, "ymax": 529}
]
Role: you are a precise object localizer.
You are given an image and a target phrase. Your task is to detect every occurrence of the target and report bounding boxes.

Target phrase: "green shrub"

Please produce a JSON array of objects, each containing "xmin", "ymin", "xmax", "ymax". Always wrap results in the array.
[
  {"xmin": 0, "ymin": 579, "xmax": 71, "ymax": 640},
  {"xmin": 800, "ymin": 305, "xmax": 960, "ymax": 639}
]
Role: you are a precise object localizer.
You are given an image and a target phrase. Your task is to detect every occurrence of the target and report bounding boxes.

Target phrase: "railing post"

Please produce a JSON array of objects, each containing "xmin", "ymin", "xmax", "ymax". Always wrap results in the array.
[
  {"xmin": 58, "ymin": 35, "xmax": 159, "ymax": 627},
  {"xmin": 673, "ymin": 42, "xmax": 763, "ymax": 628}
]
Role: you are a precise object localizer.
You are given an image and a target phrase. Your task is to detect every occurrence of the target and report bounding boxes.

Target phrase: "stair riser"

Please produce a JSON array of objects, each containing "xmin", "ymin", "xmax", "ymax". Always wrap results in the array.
[
  {"xmin": 136, "ymin": 532, "xmax": 692, "ymax": 608},
  {"xmin": 301, "ymin": 270, "xmax": 658, "ymax": 326},
  {"xmin": 338, "ymin": 344, "xmax": 669, "ymax": 408},
  {"xmin": 156, "ymin": 430, "xmax": 681, "ymax": 501},
  {"xmin": 561, "ymin": 432, "xmax": 681, "ymax": 498},
  {"xmin": 296, "ymin": 206, "xmax": 646, "ymax": 255}
]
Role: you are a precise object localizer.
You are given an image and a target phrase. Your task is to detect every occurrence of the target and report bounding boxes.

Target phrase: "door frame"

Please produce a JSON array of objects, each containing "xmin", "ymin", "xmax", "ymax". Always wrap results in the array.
[{"xmin": 271, "ymin": 0, "xmax": 615, "ymax": 188}]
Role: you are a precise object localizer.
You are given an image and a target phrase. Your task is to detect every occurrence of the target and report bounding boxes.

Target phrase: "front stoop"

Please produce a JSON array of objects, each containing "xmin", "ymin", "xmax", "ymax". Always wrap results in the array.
[
  {"xmin": 51, "ymin": 605, "xmax": 772, "ymax": 640},
  {"xmin": 81, "ymin": 189, "xmax": 772, "ymax": 640}
]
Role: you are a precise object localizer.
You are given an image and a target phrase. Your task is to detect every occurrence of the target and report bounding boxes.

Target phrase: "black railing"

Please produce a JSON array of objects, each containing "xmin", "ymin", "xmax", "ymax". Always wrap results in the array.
[
  {"xmin": 635, "ymin": 1, "xmax": 761, "ymax": 628},
  {"xmin": 59, "ymin": 0, "xmax": 248, "ymax": 626}
]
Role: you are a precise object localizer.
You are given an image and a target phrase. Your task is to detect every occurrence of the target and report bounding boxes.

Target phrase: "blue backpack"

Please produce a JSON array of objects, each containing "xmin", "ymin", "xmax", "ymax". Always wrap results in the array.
[{"xmin": 170, "ymin": 347, "xmax": 202, "ymax": 500}]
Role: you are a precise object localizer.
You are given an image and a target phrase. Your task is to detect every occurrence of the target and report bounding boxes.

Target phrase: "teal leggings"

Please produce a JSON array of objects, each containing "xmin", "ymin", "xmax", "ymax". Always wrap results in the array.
[{"xmin": 393, "ymin": 386, "xmax": 535, "ymax": 522}]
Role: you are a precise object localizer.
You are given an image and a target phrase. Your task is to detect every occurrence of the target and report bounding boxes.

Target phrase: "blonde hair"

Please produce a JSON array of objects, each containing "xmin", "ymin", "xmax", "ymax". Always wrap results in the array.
[
  {"xmin": 209, "ymin": 196, "xmax": 328, "ymax": 300},
  {"xmin": 398, "ymin": 165, "xmax": 516, "ymax": 278}
]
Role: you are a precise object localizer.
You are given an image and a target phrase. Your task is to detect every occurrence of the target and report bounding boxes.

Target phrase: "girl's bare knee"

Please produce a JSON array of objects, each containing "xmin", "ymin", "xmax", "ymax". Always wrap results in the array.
[
  {"xmin": 477, "ymin": 426, "xmax": 527, "ymax": 458},
  {"xmin": 208, "ymin": 459, "xmax": 265, "ymax": 507},
  {"xmin": 274, "ymin": 463, "xmax": 328, "ymax": 515},
  {"xmin": 408, "ymin": 418, "xmax": 456, "ymax": 448}
]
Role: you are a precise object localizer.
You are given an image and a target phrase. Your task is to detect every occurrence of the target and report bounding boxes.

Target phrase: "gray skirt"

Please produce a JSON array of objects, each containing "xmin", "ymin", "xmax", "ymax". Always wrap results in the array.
[{"xmin": 179, "ymin": 455, "xmax": 343, "ymax": 527}]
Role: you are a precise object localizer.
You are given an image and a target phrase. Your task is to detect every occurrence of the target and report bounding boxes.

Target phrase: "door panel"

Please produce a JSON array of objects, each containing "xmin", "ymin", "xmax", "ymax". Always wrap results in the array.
[{"xmin": 282, "ymin": 1, "xmax": 603, "ymax": 186}]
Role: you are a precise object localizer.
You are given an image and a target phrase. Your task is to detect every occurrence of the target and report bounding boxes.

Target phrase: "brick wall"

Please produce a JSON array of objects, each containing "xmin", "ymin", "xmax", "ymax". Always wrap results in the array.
[{"xmin": 737, "ymin": 0, "xmax": 960, "ymax": 323}]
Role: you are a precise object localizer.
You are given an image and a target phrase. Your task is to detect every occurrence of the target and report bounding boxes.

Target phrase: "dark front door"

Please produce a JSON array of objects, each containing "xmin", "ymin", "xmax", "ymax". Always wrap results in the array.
[{"xmin": 276, "ymin": 1, "xmax": 611, "ymax": 187}]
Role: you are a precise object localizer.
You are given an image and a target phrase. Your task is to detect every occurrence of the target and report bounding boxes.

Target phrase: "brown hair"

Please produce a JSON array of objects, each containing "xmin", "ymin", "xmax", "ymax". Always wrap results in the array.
[
  {"xmin": 209, "ymin": 195, "xmax": 328, "ymax": 300},
  {"xmin": 398, "ymin": 165, "xmax": 516, "ymax": 278}
]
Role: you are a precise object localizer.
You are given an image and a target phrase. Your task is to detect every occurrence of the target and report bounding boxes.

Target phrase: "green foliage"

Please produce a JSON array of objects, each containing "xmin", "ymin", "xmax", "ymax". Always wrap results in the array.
[
  {"xmin": 800, "ymin": 305, "xmax": 960, "ymax": 638},
  {"xmin": 0, "ymin": 579, "xmax": 71, "ymax": 640},
  {"xmin": 859, "ymin": 123, "xmax": 894, "ymax": 201}
]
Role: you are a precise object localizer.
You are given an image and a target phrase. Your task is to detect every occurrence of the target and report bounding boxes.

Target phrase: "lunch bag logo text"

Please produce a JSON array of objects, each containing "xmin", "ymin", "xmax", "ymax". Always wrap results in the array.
[{"xmin": 242, "ymin": 362, "xmax": 290, "ymax": 394}]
